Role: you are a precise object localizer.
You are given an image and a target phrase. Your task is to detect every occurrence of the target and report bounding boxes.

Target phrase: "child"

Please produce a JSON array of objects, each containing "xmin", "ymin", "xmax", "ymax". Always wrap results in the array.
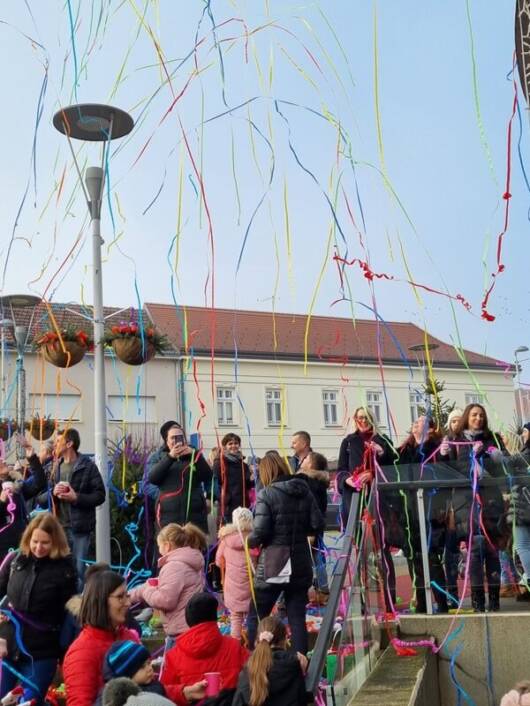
[
  {"xmin": 232, "ymin": 616, "xmax": 308, "ymax": 706},
  {"xmin": 95, "ymin": 641, "xmax": 167, "ymax": 706},
  {"xmin": 216, "ymin": 507, "xmax": 257, "ymax": 639},
  {"xmin": 102, "ymin": 677, "xmax": 174, "ymax": 706},
  {"xmin": 213, "ymin": 434, "xmax": 254, "ymax": 523},
  {"xmin": 129, "ymin": 523, "xmax": 206, "ymax": 641}
]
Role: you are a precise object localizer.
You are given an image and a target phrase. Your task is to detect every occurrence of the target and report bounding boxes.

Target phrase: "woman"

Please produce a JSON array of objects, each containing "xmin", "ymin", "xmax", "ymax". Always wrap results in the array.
[
  {"xmin": 446, "ymin": 408, "xmax": 463, "ymax": 440},
  {"xmin": 0, "ymin": 513, "xmax": 76, "ymax": 705},
  {"xmin": 444, "ymin": 404, "xmax": 505, "ymax": 611},
  {"xmin": 246, "ymin": 455, "xmax": 324, "ymax": 654},
  {"xmin": 336, "ymin": 407, "xmax": 392, "ymax": 526},
  {"xmin": 508, "ymin": 423, "xmax": 530, "ymax": 591},
  {"xmin": 148, "ymin": 422, "xmax": 212, "ymax": 533},
  {"xmin": 213, "ymin": 433, "xmax": 254, "ymax": 523},
  {"xmin": 398, "ymin": 416, "xmax": 449, "ymax": 613},
  {"xmin": 129, "ymin": 523, "xmax": 205, "ymax": 643},
  {"xmin": 63, "ymin": 570, "xmax": 140, "ymax": 706}
]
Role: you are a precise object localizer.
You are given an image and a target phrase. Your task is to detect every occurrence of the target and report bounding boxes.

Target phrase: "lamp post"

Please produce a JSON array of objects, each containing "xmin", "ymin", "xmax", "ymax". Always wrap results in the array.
[
  {"xmin": 515, "ymin": 345, "xmax": 529, "ymax": 427},
  {"xmin": 53, "ymin": 104, "xmax": 134, "ymax": 563},
  {"xmin": 0, "ymin": 295, "xmax": 41, "ymax": 456}
]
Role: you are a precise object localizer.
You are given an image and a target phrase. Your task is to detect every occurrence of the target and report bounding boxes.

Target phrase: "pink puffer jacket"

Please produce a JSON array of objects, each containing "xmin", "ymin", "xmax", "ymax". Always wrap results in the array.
[
  {"xmin": 129, "ymin": 546, "xmax": 204, "ymax": 636},
  {"xmin": 216, "ymin": 526, "xmax": 256, "ymax": 613}
]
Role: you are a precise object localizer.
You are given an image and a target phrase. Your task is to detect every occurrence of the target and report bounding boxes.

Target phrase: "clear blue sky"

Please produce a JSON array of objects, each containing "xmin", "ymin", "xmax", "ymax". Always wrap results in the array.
[{"xmin": 0, "ymin": 1, "xmax": 528, "ymax": 389}]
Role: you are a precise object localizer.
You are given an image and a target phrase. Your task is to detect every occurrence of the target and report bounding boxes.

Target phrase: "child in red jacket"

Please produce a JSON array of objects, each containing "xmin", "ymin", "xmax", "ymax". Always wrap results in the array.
[{"xmin": 161, "ymin": 592, "xmax": 249, "ymax": 705}]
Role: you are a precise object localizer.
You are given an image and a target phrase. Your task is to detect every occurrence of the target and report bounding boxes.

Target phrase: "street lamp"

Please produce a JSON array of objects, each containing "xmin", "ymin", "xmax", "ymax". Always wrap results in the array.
[
  {"xmin": 0, "ymin": 294, "xmax": 41, "ymax": 456},
  {"xmin": 53, "ymin": 103, "xmax": 134, "ymax": 563},
  {"xmin": 515, "ymin": 345, "xmax": 529, "ymax": 427}
]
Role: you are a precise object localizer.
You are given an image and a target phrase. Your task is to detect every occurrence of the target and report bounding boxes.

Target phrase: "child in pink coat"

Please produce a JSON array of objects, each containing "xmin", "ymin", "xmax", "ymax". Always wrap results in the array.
[
  {"xmin": 129, "ymin": 523, "xmax": 206, "ymax": 640},
  {"xmin": 216, "ymin": 507, "xmax": 257, "ymax": 639}
]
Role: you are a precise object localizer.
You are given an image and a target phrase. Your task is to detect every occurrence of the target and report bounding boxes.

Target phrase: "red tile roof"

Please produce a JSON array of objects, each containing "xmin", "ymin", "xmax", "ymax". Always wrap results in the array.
[{"xmin": 145, "ymin": 303, "xmax": 508, "ymax": 371}]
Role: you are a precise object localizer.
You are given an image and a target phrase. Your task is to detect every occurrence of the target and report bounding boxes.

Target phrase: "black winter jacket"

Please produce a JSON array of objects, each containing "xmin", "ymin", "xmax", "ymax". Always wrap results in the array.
[
  {"xmin": 248, "ymin": 476, "xmax": 324, "ymax": 588},
  {"xmin": 0, "ymin": 552, "xmax": 77, "ymax": 659},
  {"xmin": 296, "ymin": 469, "xmax": 329, "ymax": 519},
  {"xmin": 36, "ymin": 454, "xmax": 106, "ymax": 534},
  {"xmin": 232, "ymin": 649, "xmax": 308, "ymax": 706},
  {"xmin": 398, "ymin": 437, "xmax": 446, "ymax": 464},
  {"xmin": 213, "ymin": 454, "xmax": 253, "ymax": 521},
  {"xmin": 148, "ymin": 447, "xmax": 213, "ymax": 532},
  {"xmin": 336, "ymin": 431, "xmax": 393, "ymax": 524},
  {"xmin": 0, "ymin": 455, "xmax": 46, "ymax": 560}
]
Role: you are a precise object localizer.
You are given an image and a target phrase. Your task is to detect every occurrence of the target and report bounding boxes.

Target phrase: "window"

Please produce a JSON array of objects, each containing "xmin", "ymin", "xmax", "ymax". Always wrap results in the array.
[
  {"xmin": 366, "ymin": 391, "xmax": 382, "ymax": 424},
  {"xmin": 29, "ymin": 393, "xmax": 81, "ymax": 422},
  {"xmin": 217, "ymin": 387, "xmax": 235, "ymax": 425},
  {"xmin": 266, "ymin": 388, "xmax": 283, "ymax": 426},
  {"xmin": 410, "ymin": 392, "xmax": 423, "ymax": 422},
  {"xmin": 107, "ymin": 395, "xmax": 156, "ymax": 424},
  {"xmin": 323, "ymin": 390, "xmax": 339, "ymax": 426},
  {"xmin": 465, "ymin": 393, "xmax": 485, "ymax": 406}
]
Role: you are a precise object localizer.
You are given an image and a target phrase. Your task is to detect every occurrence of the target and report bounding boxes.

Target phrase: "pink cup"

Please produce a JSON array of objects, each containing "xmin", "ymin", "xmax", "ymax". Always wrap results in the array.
[{"xmin": 204, "ymin": 672, "xmax": 221, "ymax": 697}]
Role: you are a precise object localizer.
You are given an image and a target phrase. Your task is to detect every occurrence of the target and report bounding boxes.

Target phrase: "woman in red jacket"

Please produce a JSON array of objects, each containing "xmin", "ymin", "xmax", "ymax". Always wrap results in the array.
[{"xmin": 63, "ymin": 571, "xmax": 140, "ymax": 706}]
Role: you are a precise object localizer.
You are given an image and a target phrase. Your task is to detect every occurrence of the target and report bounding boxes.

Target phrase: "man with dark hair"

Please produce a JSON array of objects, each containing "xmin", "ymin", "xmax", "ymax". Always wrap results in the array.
[
  {"xmin": 36, "ymin": 427, "xmax": 105, "ymax": 586},
  {"xmin": 288, "ymin": 430, "xmax": 312, "ymax": 472}
]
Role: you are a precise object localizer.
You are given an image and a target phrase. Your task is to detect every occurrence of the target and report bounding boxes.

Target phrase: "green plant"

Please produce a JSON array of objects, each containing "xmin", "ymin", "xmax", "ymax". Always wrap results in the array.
[
  {"xmin": 34, "ymin": 324, "xmax": 93, "ymax": 350},
  {"xmin": 418, "ymin": 378, "xmax": 456, "ymax": 431},
  {"xmin": 108, "ymin": 435, "xmax": 158, "ymax": 570}
]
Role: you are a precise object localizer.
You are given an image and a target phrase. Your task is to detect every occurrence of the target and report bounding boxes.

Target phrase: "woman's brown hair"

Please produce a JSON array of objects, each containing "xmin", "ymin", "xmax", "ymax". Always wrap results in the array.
[
  {"xmin": 19, "ymin": 512, "xmax": 70, "ymax": 559},
  {"xmin": 79, "ymin": 570, "xmax": 125, "ymax": 629},
  {"xmin": 246, "ymin": 616, "xmax": 287, "ymax": 706},
  {"xmin": 258, "ymin": 455, "xmax": 290, "ymax": 487},
  {"xmin": 157, "ymin": 522, "xmax": 207, "ymax": 551},
  {"xmin": 455, "ymin": 403, "xmax": 491, "ymax": 437}
]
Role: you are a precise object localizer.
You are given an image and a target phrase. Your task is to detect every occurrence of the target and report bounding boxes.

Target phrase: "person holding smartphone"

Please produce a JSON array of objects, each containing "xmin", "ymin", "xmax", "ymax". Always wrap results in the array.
[{"xmin": 147, "ymin": 422, "xmax": 212, "ymax": 533}]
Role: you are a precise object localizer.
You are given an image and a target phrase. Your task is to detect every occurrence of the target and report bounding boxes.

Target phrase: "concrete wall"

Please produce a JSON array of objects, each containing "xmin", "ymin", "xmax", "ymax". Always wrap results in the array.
[{"xmin": 400, "ymin": 613, "xmax": 530, "ymax": 706}]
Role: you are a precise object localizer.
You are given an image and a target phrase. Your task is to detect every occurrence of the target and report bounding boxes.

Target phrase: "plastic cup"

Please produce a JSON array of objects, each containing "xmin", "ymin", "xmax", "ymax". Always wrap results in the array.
[{"xmin": 204, "ymin": 672, "xmax": 221, "ymax": 697}]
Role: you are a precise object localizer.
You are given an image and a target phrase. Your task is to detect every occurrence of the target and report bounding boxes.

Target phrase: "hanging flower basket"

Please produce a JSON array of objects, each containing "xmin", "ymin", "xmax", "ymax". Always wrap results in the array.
[
  {"xmin": 0, "ymin": 420, "xmax": 17, "ymax": 442},
  {"xmin": 26, "ymin": 415, "xmax": 56, "ymax": 441},
  {"xmin": 112, "ymin": 337, "xmax": 156, "ymax": 366},
  {"xmin": 105, "ymin": 323, "xmax": 167, "ymax": 366},
  {"xmin": 34, "ymin": 327, "xmax": 93, "ymax": 369}
]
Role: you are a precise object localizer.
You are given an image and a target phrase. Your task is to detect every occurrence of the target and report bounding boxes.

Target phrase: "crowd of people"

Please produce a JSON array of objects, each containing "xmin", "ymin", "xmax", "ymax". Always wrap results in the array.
[{"xmin": 0, "ymin": 403, "xmax": 528, "ymax": 703}]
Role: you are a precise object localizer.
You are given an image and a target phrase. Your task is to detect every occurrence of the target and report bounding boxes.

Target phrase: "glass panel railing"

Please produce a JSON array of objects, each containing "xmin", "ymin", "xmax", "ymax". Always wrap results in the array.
[{"xmin": 307, "ymin": 456, "xmax": 530, "ymax": 702}]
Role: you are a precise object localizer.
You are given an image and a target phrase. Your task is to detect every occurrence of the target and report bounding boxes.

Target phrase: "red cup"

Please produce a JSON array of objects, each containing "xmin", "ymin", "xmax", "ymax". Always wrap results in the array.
[{"xmin": 204, "ymin": 672, "xmax": 221, "ymax": 697}]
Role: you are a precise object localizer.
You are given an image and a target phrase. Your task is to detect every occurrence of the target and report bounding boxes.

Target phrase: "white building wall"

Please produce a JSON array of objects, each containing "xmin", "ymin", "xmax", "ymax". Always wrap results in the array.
[{"xmin": 181, "ymin": 357, "xmax": 517, "ymax": 461}]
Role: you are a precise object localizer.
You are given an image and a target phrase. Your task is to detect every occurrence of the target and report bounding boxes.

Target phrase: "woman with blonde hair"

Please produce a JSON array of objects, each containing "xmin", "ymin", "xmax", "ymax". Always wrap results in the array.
[
  {"xmin": 245, "ymin": 455, "xmax": 324, "ymax": 654},
  {"xmin": 129, "ymin": 523, "xmax": 206, "ymax": 643},
  {"xmin": 0, "ymin": 512, "xmax": 76, "ymax": 705},
  {"xmin": 233, "ymin": 616, "xmax": 308, "ymax": 706}
]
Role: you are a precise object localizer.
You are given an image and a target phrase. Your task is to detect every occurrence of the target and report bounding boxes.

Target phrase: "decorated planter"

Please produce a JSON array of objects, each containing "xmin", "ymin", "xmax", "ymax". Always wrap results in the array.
[
  {"xmin": 105, "ymin": 322, "xmax": 167, "ymax": 366},
  {"xmin": 42, "ymin": 340, "xmax": 87, "ymax": 368},
  {"xmin": 27, "ymin": 417, "xmax": 55, "ymax": 441},
  {"xmin": 112, "ymin": 337, "xmax": 156, "ymax": 366},
  {"xmin": 0, "ymin": 420, "xmax": 17, "ymax": 442}
]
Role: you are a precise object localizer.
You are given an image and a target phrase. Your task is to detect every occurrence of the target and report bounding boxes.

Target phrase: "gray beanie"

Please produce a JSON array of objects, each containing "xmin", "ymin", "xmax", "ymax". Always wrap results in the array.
[{"xmin": 103, "ymin": 679, "xmax": 174, "ymax": 706}]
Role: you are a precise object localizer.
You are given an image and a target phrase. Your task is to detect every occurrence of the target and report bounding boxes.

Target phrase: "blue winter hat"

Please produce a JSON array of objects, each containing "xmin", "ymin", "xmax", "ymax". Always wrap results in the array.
[{"xmin": 104, "ymin": 640, "xmax": 150, "ymax": 680}]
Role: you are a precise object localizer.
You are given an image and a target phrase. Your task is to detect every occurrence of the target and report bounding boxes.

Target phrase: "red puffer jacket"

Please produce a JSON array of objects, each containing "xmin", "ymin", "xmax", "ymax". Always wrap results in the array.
[
  {"xmin": 63, "ymin": 625, "xmax": 140, "ymax": 706},
  {"xmin": 162, "ymin": 621, "xmax": 249, "ymax": 705}
]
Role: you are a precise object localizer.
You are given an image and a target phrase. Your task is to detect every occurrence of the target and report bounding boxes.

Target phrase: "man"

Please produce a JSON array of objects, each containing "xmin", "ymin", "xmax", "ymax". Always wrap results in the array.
[
  {"xmin": 37, "ymin": 428, "xmax": 105, "ymax": 585},
  {"xmin": 288, "ymin": 430, "xmax": 312, "ymax": 472}
]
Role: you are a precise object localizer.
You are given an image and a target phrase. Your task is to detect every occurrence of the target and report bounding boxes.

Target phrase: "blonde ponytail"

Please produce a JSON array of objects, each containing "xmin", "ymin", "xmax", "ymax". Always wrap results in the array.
[
  {"xmin": 157, "ymin": 522, "xmax": 207, "ymax": 551},
  {"xmin": 247, "ymin": 616, "xmax": 286, "ymax": 706}
]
